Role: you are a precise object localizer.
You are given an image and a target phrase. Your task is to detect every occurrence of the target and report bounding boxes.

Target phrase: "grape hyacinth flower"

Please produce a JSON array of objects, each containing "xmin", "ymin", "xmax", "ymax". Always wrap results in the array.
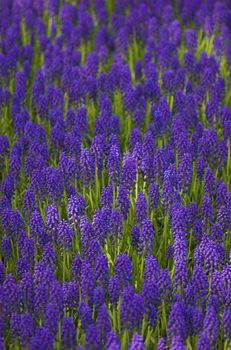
[
  {"xmin": 135, "ymin": 192, "xmax": 147, "ymax": 223},
  {"xmin": 61, "ymin": 317, "xmax": 76, "ymax": 350},
  {"xmin": 140, "ymin": 219, "xmax": 154, "ymax": 253},
  {"xmin": 115, "ymin": 254, "xmax": 132, "ymax": 289},
  {"xmin": 67, "ymin": 195, "xmax": 86, "ymax": 228},
  {"xmin": 0, "ymin": 2, "xmax": 230, "ymax": 349},
  {"xmin": 128, "ymin": 333, "xmax": 145, "ymax": 350},
  {"xmin": 57, "ymin": 220, "xmax": 74, "ymax": 250}
]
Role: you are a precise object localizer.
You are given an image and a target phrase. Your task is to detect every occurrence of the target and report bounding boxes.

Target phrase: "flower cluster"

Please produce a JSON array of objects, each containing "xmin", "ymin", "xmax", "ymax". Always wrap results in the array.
[{"xmin": 0, "ymin": 0, "xmax": 230, "ymax": 349}]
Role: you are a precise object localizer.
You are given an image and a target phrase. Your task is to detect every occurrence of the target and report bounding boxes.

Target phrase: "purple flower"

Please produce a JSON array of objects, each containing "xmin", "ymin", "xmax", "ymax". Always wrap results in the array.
[
  {"xmin": 140, "ymin": 219, "xmax": 154, "ymax": 253},
  {"xmin": 162, "ymin": 70, "xmax": 175, "ymax": 94},
  {"xmin": 174, "ymin": 260, "xmax": 188, "ymax": 292},
  {"xmin": 205, "ymin": 96, "xmax": 219, "ymax": 126},
  {"xmin": 58, "ymin": 152, "xmax": 78, "ymax": 185},
  {"xmin": 121, "ymin": 153, "xmax": 136, "ymax": 190},
  {"xmin": 57, "ymin": 220, "xmax": 73, "ymax": 250},
  {"xmin": 109, "ymin": 209, "xmax": 123, "ymax": 241},
  {"xmin": 85, "ymin": 52, "xmax": 99, "ymax": 78},
  {"xmin": 123, "ymin": 85, "xmax": 137, "ymax": 113},
  {"xmin": 191, "ymin": 264, "xmax": 208, "ymax": 305},
  {"xmin": 1, "ymin": 236, "xmax": 11, "ymax": 261},
  {"xmin": 15, "ymin": 70, "xmax": 27, "ymax": 102},
  {"xmin": 9, "ymin": 151, "xmax": 21, "ymax": 182},
  {"xmin": 65, "ymin": 108, "xmax": 75, "ymax": 131},
  {"xmin": 170, "ymin": 336, "xmax": 186, "ymax": 350},
  {"xmin": 222, "ymin": 310, "xmax": 231, "ymax": 340},
  {"xmin": 67, "ymin": 195, "xmax": 86, "ymax": 228},
  {"xmin": 20, "ymin": 313, "xmax": 34, "ymax": 348},
  {"xmin": 135, "ymin": 192, "xmax": 147, "ymax": 223},
  {"xmin": 30, "ymin": 327, "xmax": 54, "ymax": 350},
  {"xmin": 63, "ymin": 281, "xmax": 79, "ymax": 314},
  {"xmin": 185, "ymin": 29, "xmax": 197, "ymax": 52},
  {"xmin": 115, "ymin": 253, "xmax": 132, "ymax": 288},
  {"xmin": 129, "ymin": 293, "xmax": 145, "ymax": 330},
  {"xmin": 78, "ymin": 302, "xmax": 93, "ymax": 332},
  {"xmin": 108, "ymin": 276, "xmax": 120, "ymax": 306},
  {"xmin": 130, "ymin": 128, "xmax": 142, "ymax": 151},
  {"xmin": 149, "ymin": 183, "xmax": 159, "ymax": 211},
  {"xmin": 167, "ymin": 301, "xmax": 186, "ymax": 341},
  {"xmin": 185, "ymin": 306, "xmax": 204, "ymax": 336},
  {"xmin": 197, "ymin": 333, "xmax": 211, "ymax": 350},
  {"xmin": 211, "ymin": 224, "xmax": 223, "ymax": 243},
  {"xmin": 201, "ymin": 235, "xmax": 224, "ymax": 272},
  {"xmin": 46, "ymin": 0, "xmax": 59, "ymax": 16},
  {"xmin": 69, "ymin": 130, "xmax": 81, "ymax": 159},
  {"xmin": 46, "ymin": 204, "xmax": 59, "ymax": 242},
  {"xmin": 216, "ymin": 180, "xmax": 227, "ymax": 209},
  {"xmin": 170, "ymin": 204, "xmax": 188, "ymax": 239},
  {"xmin": 196, "ymin": 156, "xmax": 205, "ymax": 181},
  {"xmin": 3, "ymin": 273, "xmax": 20, "ymax": 316},
  {"xmin": 158, "ymin": 269, "xmax": 172, "ymax": 300},
  {"xmin": 80, "ymin": 216, "xmax": 95, "ymax": 257},
  {"xmin": 80, "ymin": 148, "xmax": 95, "ymax": 186},
  {"xmin": 94, "ymin": 287, "xmax": 105, "ymax": 311},
  {"xmin": 179, "ymin": 153, "xmax": 192, "ymax": 192},
  {"xmin": 91, "ymin": 135, "xmax": 105, "ymax": 175},
  {"xmin": 143, "ymin": 130, "xmax": 155, "ymax": 158},
  {"xmin": 30, "ymin": 210, "xmax": 47, "ymax": 248},
  {"xmin": 61, "ymin": 317, "xmax": 76, "ymax": 350},
  {"xmin": 48, "ymin": 280, "xmax": 64, "ymax": 318},
  {"xmin": 41, "ymin": 243, "xmax": 56, "ymax": 271},
  {"xmin": 105, "ymin": 331, "xmax": 120, "ymax": 350},
  {"xmin": 85, "ymin": 325, "xmax": 101, "ymax": 350},
  {"xmin": 147, "ymin": 305, "xmax": 157, "ymax": 327},
  {"xmin": 0, "ymin": 136, "xmax": 9, "ymax": 163},
  {"xmin": 100, "ymin": 186, "xmax": 113, "ymax": 208},
  {"xmin": 37, "ymin": 95, "xmax": 48, "ymax": 120},
  {"xmin": 116, "ymin": 184, "xmax": 130, "ymax": 219},
  {"xmin": 144, "ymin": 255, "xmax": 160, "ymax": 283},
  {"xmin": 201, "ymin": 195, "xmax": 213, "ymax": 229},
  {"xmin": 173, "ymin": 234, "xmax": 187, "ymax": 262},
  {"xmin": 0, "ymin": 263, "xmax": 5, "ymax": 285},
  {"xmin": 204, "ymin": 168, "xmax": 216, "ymax": 197},
  {"xmin": 50, "ymin": 122, "xmax": 65, "ymax": 152},
  {"xmin": 162, "ymin": 164, "xmax": 179, "ymax": 213},
  {"xmin": 156, "ymin": 338, "xmax": 167, "ymax": 350},
  {"xmin": 202, "ymin": 305, "xmax": 219, "ymax": 344},
  {"xmin": 93, "ymin": 207, "xmax": 111, "ymax": 246},
  {"xmin": 96, "ymin": 304, "xmax": 111, "ymax": 344},
  {"xmin": 81, "ymin": 260, "xmax": 94, "ymax": 305},
  {"xmin": 1, "ymin": 174, "xmax": 15, "ymax": 201},
  {"xmin": 69, "ymin": 79, "xmax": 84, "ymax": 106},
  {"xmin": 142, "ymin": 279, "xmax": 160, "ymax": 309},
  {"xmin": 20, "ymin": 272, "xmax": 34, "ymax": 314},
  {"xmin": 107, "ymin": 144, "xmax": 120, "ymax": 184},
  {"xmin": 23, "ymin": 188, "xmax": 36, "ymax": 218},
  {"xmin": 128, "ymin": 333, "xmax": 145, "ymax": 350},
  {"xmin": 16, "ymin": 257, "xmax": 30, "ymax": 280},
  {"xmin": 130, "ymin": 225, "xmax": 140, "ymax": 249},
  {"xmin": 218, "ymin": 139, "xmax": 228, "ymax": 167},
  {"xmin": 71, "ymin": 254, "xmax": 82, "ymax": 284},
  {"xmin": 216, "ymin": 205, "xmax": 229, "ymax": 229},
  {"xmin": 46, "ymin": 167, "xmax": 64, "ymax": 203},
  {"xmin": 95, "ymin": 253, "xmax": 109, "ymax": 288},
  {"xmin": 120, "ymin": 286, "xmax": 134, "ymax": 331},
  {"xmin": 192, "ymin": 219, "xmax": 203, "ymax": 244},
  {"xmin": 44, "ymin": 303, "xmax": 59, "ymax": 336},
  {"xmin": 184, "ymin": 51, "xmax": 194, "ymax": 74},
  {"xmin": 76, "ymin": 107, "xmax": 88, "ymax": 135},
  {"xmin": 10, "ymin": 313, "xmax": 20, "ymax": 340}
]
